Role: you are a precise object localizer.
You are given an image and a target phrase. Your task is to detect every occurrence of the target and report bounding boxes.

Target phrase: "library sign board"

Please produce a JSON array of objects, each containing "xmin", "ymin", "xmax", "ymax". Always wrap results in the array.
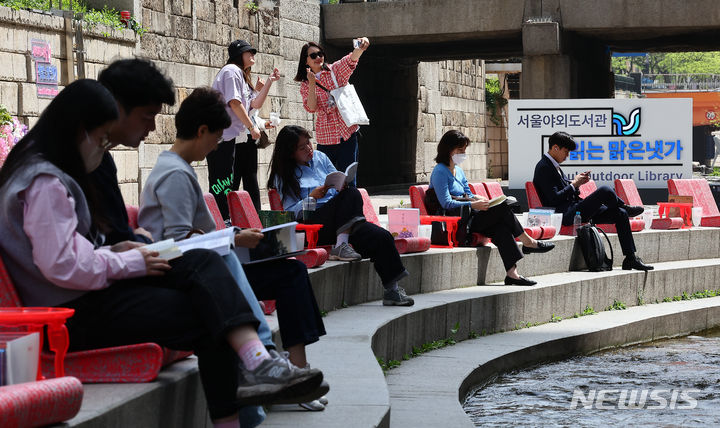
[{"xmin": 508, "ymin": 98, "xmax": 692, "ymax": 189}]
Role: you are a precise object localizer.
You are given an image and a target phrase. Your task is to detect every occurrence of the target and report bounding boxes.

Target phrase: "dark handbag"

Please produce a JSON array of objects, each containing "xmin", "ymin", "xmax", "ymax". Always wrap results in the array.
[
  {"xmin": 424, "ymin": 187, "xmax": 443, "ymax": 216},
  {"xmin": 255, "ymin": 130, "xmax": 272, "ymax": 149},
  {"xmin": 575, "ymin": 223, "xmax": 613, "ymax": 271},
  {"xmin": 430, "ymin": 221, "xmax": 449, "ymax": 246},
  {"xmin": 452, "ymin": 205, "xmax": 474, "ymax": 247}
]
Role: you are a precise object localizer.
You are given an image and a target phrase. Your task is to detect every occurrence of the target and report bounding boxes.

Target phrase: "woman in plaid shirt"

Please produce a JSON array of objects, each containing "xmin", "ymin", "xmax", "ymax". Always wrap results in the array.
[{"xmin": 294, "ymin": 38, "xmax": 369, "ymax": 185}]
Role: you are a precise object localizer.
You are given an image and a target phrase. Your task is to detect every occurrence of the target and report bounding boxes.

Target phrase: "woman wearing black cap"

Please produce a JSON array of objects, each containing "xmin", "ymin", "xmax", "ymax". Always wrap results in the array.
[{"xmin": 209, "ymin": 39, "xmax": 280, "ymax": 216}]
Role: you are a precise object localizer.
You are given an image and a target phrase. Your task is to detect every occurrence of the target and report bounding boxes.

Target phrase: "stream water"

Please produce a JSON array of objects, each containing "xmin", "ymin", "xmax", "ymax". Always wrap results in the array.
[{"xmin": 463, "ymin": 328, "xmax": 720, "ymax": 426}]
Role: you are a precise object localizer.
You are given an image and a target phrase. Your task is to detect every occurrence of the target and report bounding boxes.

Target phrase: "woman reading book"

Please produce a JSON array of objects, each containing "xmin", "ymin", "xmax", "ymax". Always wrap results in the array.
[
  {"xmin": 429, "ymin": 130, "xmax": 555, "ymax": 286},
  {"xmin": 268, "ymin": 125, "xmax": 414, "ymax": 307},
  {"xmin": 137, "ymin": 88, "xmax": 329, "ymax": 411},
  {"xmin": 0, "ymin": 80, "xmax": 324, "ymax": 424}
]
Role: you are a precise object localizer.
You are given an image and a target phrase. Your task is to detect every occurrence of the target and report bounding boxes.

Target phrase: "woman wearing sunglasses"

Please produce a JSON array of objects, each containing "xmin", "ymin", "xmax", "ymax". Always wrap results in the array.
[{"xmin": 294, "ymin": 39, "xmax": 369, "ymax": 185}]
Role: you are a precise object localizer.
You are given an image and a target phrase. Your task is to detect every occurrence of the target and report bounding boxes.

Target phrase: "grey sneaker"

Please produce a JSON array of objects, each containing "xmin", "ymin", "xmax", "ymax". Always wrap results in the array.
[
  {"xmin": 236, "ymin": 350, "xmax": 323, "ymax": 405},
  {"xmin": 329, "ymin": 242, "xmax": 362, "ymax": 261},
  {"xmin": 383, "ymin": 286, "xmax": 414, "ymax": 306},
  {"xmin": 318, "ymin": 395, "xmax": 329, "ymax": 405}
]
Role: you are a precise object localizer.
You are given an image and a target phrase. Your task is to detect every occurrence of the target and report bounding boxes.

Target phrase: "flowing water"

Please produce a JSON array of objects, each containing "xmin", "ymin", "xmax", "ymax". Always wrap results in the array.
[{"xmin": 463, "ymin": 328, "xmax": 720, "ymax": 427}]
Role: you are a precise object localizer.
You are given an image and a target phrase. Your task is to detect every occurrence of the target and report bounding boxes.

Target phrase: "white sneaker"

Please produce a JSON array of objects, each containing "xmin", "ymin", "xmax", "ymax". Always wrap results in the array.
[{"xmin": 299, "ymin": 399, "xmax": 325, "ymax": 411}]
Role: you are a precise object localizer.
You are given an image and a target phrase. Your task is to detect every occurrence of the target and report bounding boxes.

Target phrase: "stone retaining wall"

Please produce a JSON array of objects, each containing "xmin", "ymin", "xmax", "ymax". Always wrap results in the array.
[{"xmin": 1, "ymin": 2, "xmax": 490, "ymax": 205}]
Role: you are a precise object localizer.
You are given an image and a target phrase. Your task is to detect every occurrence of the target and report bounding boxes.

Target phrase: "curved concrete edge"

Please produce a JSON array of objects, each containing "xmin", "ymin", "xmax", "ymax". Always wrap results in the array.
[
  {"xmin": 307, "ymin": 228, "xmax": 720, "ymax": 314},
  {"xmin": 265, "ymin": 257, "xmax": 720, "ymax": 427},
  {"xmin": 386, "ymin": 296, "xmax": 720, "ymax": 428}
]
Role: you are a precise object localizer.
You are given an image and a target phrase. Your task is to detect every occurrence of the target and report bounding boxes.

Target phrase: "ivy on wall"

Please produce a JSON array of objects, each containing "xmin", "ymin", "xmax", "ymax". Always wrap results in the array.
[{"xmin": 485, "ymin": 77, "xmax": 507, "ymax": 126}]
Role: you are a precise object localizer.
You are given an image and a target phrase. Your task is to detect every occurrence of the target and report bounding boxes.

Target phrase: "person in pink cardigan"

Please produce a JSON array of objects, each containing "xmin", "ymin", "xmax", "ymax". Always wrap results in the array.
[{"xmin": 0, "ymin": 79, "xmax": 323, "ymax": 427}]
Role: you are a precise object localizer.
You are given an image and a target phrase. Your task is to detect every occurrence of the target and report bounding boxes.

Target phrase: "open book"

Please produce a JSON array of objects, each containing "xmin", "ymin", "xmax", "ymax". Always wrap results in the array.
[
  {"xmin": 234, "ymin": 222, "xmax": 304, "ymax": 264},
  {"xmin": 324, "ymin": 162, "xmax": 358, "ymax": 191},
  {"xmin": 142, "ymin": 227, "xmax": 239, "ymax": 261},
  {"xmin": 487, "ymin": 194, "xmax": 507, "ymax": 208}
]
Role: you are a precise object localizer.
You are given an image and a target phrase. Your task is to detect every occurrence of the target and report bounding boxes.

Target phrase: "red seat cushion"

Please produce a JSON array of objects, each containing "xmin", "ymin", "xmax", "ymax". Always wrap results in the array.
[
  {"xmin": 268, "ymin": 188, "xmax": 283, "ymax": 211},
  {"xmin": 614, "ymin": 179, "xmax": 644, "ymax": 207},
  {"xmin": 203, "ymin": 193, "xmax": 227, "ymax": 230},
  {"xmin": 668, "ymin": 178, "xmax": 720, "ymax": 218},
  {"xmin": 0, "ymin": 376, "xmax": 83, "ymax": 427}
]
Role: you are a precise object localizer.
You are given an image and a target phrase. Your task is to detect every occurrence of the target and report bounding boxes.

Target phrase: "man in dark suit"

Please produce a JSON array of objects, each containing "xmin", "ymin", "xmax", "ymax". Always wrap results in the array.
[{"xmin": 533, "ymin": 131, "xmax": 653, "ymax": 271}]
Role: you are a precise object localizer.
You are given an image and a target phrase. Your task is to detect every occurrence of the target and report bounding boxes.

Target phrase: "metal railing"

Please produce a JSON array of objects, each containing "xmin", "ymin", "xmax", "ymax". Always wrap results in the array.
[{"xmin": 641, "ymin": 74, "xmax": 720, "ymax": 92}]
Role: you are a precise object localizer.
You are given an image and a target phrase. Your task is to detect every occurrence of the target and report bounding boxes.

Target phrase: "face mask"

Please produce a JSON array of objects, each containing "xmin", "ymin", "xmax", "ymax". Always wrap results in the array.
[{"xmin": 452, "ymin": 153, "xmax": 467, "ymax": 165}]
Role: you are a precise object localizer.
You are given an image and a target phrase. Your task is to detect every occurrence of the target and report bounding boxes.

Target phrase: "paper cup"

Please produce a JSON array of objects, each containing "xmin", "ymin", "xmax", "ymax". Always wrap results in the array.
[
  {"xmin": 692, "ymin": 207, "xmax": 703, "ymax": 227},
  {"xmin": 521, "ymin": 212, "xmax": 529, "ymax": 227},
  {"xmin": 642, "ymin": 211, "xmax": 653, "ymax": 230},
  {"xmin": 419, "ymin": 224, "xmax": 432, "ymax": 239},
  {"xmin": 296, "ymin": 232, "xmax": 305, "ymax": 250},
  {"xmin": 550, "ymin": 213, "xmax": 563, "ymax": 237}
]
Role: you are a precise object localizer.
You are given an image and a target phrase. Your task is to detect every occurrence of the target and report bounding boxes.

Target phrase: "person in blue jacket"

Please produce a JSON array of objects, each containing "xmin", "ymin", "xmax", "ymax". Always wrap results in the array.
[{"xmin": 430, "ymin": 130, "xmax": 554, "ymax": 286}]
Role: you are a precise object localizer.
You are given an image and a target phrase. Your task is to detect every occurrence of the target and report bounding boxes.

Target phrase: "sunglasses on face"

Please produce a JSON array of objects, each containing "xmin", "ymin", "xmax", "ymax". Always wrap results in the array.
[{"xmin": 308, "ymin": 52, "xmax": 325, "ymax": 60}]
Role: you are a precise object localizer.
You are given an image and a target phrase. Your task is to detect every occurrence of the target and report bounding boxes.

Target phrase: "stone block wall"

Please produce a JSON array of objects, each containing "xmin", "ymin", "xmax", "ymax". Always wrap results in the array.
[
  {"xmin": 486, "ymin": 109, "xmax": 508, "ymax": 180},
  {"xmin": 416, "ymin": 59, "xmax": 486, "ymax": 183},
  {"xmin": 1, "ymin": 1, "xmax": 489, "ymax": 207}
]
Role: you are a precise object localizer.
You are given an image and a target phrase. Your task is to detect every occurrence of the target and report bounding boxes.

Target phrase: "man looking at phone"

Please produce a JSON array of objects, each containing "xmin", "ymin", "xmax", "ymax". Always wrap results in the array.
[{"xmin": 533, "ymin": 131, "xmax": 653, "ymax": 271}]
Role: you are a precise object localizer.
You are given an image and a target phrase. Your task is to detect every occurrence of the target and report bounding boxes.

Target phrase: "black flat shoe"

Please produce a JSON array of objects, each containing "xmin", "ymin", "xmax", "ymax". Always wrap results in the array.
[
  {"xmin": 522, "ymin": 241, "xmax": 555, "ymax": 254},
  {"xmin": 622, "ymin": 255, "xmax": 654, "ymax": 271},
  {"xmin": 624, "ymin": 205, "xmax": 644, "ymax": 218},
  {"xmin": 504, "ymin": 275, "xmax": 537, "ymax": 286}
]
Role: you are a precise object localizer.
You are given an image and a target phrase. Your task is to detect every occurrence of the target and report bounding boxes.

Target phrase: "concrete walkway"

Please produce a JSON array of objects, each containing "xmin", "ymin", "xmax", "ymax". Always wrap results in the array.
[{"xmin": 386, "ymin": 296, "xmax": 720, "ymax": 427}]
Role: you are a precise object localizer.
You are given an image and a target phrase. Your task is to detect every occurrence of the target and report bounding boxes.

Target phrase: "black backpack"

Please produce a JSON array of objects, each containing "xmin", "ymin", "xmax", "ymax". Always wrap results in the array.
[{"xmin": 576, "ymin": 224, "xmax": 613, "ymax": 271}]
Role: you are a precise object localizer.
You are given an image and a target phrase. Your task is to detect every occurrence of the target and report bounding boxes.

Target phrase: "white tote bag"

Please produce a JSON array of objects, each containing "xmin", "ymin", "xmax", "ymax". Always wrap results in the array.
[{"xmin": 329, "ymin": 66, "xmax": 370, "ymax": 127}]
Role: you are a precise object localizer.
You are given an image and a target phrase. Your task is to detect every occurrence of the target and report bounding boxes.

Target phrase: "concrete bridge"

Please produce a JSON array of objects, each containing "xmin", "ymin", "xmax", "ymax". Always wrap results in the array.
[{"xmin": 322, "ymin": 0, "xmax": 720, "ymax": 98}]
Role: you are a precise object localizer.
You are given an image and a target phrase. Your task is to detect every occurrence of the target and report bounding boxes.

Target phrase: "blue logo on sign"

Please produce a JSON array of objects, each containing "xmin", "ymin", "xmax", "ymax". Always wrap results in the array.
[{"xmin": 612, "ymin": 108, "xmax": 641, "ymax": 136}]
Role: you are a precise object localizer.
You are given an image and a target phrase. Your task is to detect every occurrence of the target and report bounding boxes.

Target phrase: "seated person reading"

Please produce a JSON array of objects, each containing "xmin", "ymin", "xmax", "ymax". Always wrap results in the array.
[
  {"xmin": 0, "ymin": 80, "xmax": 324, "ymax": 426},
  {"xmin": 532, "ymin": 131, "xmax": 652, "ymax": 271},
  {"xmin": 268, "ymin": 125, "xmax": 414, "ymax": 306},
  {"xmin": 137, "ymin": 87, "xmax": 329, "ymax": 411},
  {"xmin": 429, "ymin": 130, "xmax": 554, "ymax": 286}
]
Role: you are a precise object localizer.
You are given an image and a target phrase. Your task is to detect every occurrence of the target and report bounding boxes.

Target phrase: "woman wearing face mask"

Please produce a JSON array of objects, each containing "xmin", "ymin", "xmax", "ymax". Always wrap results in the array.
[
  {"xmin": 209, "ymin": 39, "xmax": 280, "ymax": 216},
  {"xmin": 295, "ymin": 39, "xmax": 369, "ymax": 185},
  {"xmin": 429, "ymin": 130, "xmax": 554, "ymax": 286}
]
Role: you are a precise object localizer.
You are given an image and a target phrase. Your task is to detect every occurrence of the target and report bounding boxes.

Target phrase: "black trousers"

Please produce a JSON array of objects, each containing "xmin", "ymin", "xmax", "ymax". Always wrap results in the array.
[
  {"xmin": 574, "ymin": 185, "xmax": 636, "ymax": 256},
  {"xmin": 243, "ymin": 259, "xmax": 326, "ymax": 349},
  {"xmin": 307, "ymin": 187, "xmax": 406, "ymax": 286},
  {"xmin": 207, "ymin": 138, "xmax": 261, "ymax": 218},
  {"xmin": 61, "ymin": 249, "xmax": 259, "ymax": 420},
  {"xmin": 466, "ymin": 202, "xmax": 525, "ymax": 272}
]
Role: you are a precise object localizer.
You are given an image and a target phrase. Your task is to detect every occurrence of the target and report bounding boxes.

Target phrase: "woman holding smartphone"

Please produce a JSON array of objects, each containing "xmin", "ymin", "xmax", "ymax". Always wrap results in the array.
[
  {"xmin": 294, "ymin": 38, "xmax": 369, "ymax": 185},
  {"xmin": 209, "ymin": 39, "xmax": 279, "ymax": 216}
]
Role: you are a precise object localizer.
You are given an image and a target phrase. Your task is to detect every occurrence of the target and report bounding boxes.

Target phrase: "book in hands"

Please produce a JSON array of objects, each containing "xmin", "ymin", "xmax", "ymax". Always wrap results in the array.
[
  {"xmin": 487, "ymin": 195, "xmax": 507, "ymax": 208},
  {"xmin": 143, "ymin": 228, "xmax": 239, "ymax": 260},
  {"xmin": 234, "ymin": 222, "xmax": 305, "ymax": 264},
  {"xmin": 324, "ymin": 162, "xmax": 358, "ymax": 191}
]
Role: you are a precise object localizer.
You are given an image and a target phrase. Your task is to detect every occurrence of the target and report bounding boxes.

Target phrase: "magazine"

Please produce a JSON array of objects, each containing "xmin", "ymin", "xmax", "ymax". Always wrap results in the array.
[
  {"xmin": 527, "ymin": 208, "xmax": 555, "ymax": 227},
  {"xmin": 324, "ymin": 162, "xmax": 358, "ymax": 191},
  {"xmin": 234, "ymin": 222, "xmax": 305, "ymax": 264}
]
